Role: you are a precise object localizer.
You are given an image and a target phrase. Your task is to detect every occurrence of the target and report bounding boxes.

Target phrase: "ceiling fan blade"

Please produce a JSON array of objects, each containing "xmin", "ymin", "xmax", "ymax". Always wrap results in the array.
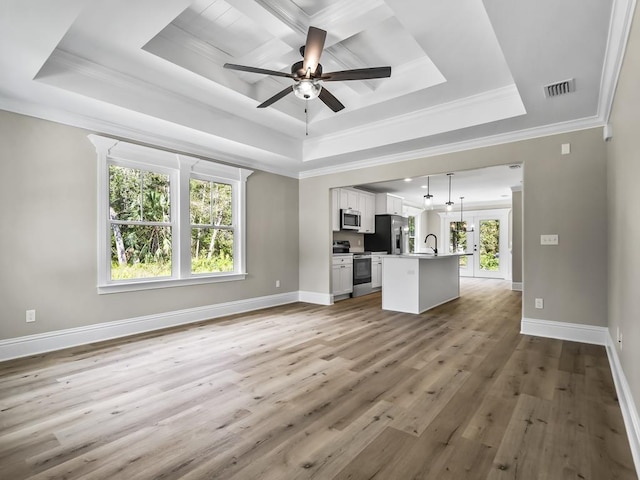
[
  {"xmin": 321, "ymin": 66, "xmax": 392, "ymax": 81},
  {"xmin": 301, "ymin": 26, "xmax": 327, "ymax": 76},
  {"xmin": 257, "ymin": 85, "xmax": 294, "ymax": 108},
  {"xmin": 318, "ymin": 87, "xmax": 345, "ymax": 112},
  {"xmin": 224, "ymin": 63, "xmax": 294, "ymax": 79}
]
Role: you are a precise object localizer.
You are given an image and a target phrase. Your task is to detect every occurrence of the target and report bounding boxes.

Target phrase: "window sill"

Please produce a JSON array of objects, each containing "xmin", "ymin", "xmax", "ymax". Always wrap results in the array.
[{"xmin": 98, "ymin": 273, "xmax": 247, "ymax": 295}]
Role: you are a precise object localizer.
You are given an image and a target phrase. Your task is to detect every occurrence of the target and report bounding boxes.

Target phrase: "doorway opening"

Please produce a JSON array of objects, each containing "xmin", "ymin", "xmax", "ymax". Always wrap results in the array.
[{"xmin": 442, "ymin": 209, "xmax": 509, "ymax": 279}]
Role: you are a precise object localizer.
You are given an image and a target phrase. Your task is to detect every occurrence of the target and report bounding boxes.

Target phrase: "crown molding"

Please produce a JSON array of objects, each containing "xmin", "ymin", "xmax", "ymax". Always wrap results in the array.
[
  {"xmin": 599, "ymin": 0, "xmax": 638, "ymax": 123},
  {"xmin": 302, "ymin": 84, "xmax": 526, "ymax": 162},
  {"xmin": 298, "ymin": 115, "xmax": 604, "ymax": 179},
  {"xmin": 0, "ymin": 95, "xmax": 300, "ymax": 179}
]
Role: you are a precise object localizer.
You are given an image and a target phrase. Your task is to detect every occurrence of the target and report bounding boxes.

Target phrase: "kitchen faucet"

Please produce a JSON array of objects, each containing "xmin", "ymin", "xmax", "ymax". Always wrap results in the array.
[{"xmin": 424, "ymin": 234, "xmax": 438, "ymax": 254}]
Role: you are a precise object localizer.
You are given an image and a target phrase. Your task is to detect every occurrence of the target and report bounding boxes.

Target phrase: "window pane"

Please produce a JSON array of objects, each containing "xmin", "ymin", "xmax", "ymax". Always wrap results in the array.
[
  {"xmin": 480, "ymin": 219, "xmax": 500, "ymax": 271},
  {"xmin": 142, "ymin": 170, "xmax": 171, "ymax": 222},
  {"xmin": 214, "ymin": 182, "xmax": 233, "ymax": 226},
  {"xmin": 110, "ymin": 224, "xmax": 172, "ymax": 280},
  {"xmin": 191, "ymin": 228, "xmax": 234, "ymax": 273},
  {"xmin": 109, "ymin": 165, "xmax": 141, "ymax": 222},
  {"xmin": 190, "ymin": 180, "xmax": 232, "ymax": 226},
  {"xmin": 109, "ymin": 166, "xmax": 170, "ymax": 222},
  {"xmin": 190, "ymin": 178, "xmax": 211, "ymax": 225}
]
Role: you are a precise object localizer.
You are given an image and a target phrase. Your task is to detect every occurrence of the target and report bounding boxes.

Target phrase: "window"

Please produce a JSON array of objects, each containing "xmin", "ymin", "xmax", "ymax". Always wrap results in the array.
[
  {"xmin": 89, "ymin": 135, "xmax": 252, "ymax": 293},
  {"xmin": 407, "ymin": 215, "xmax": 416, "ymax": 253},
  {"xmin": 109, "ymin": 165, "xmax": 173, "ymax": 280},
  {"xmin": 190, "ymin": 178, "xmax": 233, "ymax": 274},
  {"xmin": 449, "ymin": 221, "xmax": 468, "ymax": 267}
]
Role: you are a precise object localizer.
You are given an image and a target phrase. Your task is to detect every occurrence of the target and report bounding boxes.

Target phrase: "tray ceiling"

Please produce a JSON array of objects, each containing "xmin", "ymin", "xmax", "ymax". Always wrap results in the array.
[{"xmin": 0, "ymin": 0, "xmax": 631, "ymax": 178}]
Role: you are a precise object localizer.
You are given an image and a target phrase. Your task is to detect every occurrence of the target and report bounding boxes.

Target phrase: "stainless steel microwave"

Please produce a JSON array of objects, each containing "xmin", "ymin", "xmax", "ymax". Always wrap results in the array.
[{"xmin": 340, "ymin": 209, "xmax": 361, "ymax": 230}]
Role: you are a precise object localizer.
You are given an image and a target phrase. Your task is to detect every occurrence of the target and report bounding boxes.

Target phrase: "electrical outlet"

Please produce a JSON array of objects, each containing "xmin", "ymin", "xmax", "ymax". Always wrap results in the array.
[
  {"xmin": 535, "ymin": 298, "xmax": 544, "ymax": 309},
  {"xmin": 26, "ymin": 309, "xmax": 36, "ymax": 323},
  {"xmin": 617, "ymin": 327, "xmax": 623, "ymax": 350},
  {"xmin": 275, "ymin": 280, "xmax": 280, "ymax": 288},
  {"xmin": 540, "ymin": 234, "xmax": 559, "ymax": 245}
]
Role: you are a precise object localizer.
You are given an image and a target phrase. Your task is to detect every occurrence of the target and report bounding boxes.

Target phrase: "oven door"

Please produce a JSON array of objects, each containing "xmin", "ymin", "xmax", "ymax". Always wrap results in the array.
[{"xmin": 353, "ymin": 256, "xmax": 372, "ymax": 285}]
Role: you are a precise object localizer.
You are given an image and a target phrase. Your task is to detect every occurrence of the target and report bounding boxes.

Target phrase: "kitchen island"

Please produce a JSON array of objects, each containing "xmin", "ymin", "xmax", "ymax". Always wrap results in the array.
[{"xmin": 382, "ymin": 254, "xmax": 464, "ymax": 314}]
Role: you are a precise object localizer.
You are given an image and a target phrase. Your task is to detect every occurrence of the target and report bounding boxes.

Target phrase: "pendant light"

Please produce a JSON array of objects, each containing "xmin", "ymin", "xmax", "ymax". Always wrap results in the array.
[
  {"xmin": 423, "ymin": 176, "xmax": 434, "ymax": 209},
  {"xmin": 459, "ymin": 196, "xmax": 474, "ymax": 232},
  {"xmin": 445, "ymin": 173, "xmax": 454, "ymax": 211}
]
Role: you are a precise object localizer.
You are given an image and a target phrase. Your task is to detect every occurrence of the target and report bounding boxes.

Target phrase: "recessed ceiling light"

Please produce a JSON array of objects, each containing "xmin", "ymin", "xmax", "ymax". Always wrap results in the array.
[
  {"xmin": 404, "ymin": 178, "xmax": 412, "ymax": 182},
  {"xmin": 420, "ymin": 185, "xmax": 428, "ymax": 189}
]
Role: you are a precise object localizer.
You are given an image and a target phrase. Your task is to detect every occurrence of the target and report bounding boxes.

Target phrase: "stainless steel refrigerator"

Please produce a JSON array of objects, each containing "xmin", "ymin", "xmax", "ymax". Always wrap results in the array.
[{"xmin": 364, "ymin": 215, "xmax": 409, "ymax": 254}]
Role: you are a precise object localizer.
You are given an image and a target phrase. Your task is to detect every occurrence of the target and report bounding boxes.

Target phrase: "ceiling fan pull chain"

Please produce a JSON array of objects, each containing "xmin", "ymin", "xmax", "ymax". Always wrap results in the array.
[{"xmin": 305, "ymin": 101, "xmax": 309, "ymax": 136}]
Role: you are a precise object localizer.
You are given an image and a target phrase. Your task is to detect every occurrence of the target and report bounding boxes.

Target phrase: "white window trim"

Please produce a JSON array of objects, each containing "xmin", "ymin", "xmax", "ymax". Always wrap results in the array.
[{"xmin": 89, "ymin": 134, "xmax": 252, "ymax": 294}]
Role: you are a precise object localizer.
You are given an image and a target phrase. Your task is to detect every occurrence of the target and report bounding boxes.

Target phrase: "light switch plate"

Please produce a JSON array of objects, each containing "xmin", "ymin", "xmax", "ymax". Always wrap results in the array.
[
  {"xmin": 561, "ymin": 143, "xmax": 571, "ymax": 155},
  {"xmin": 540, "ymin": 234, "xmax": 559, "ymax": 245}
]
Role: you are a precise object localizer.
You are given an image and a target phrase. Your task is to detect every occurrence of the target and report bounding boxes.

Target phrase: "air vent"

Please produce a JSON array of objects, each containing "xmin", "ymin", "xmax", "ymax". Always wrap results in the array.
[{"xmin": 544, "ymin": 78, "xmax": 575, "ymax": 98}]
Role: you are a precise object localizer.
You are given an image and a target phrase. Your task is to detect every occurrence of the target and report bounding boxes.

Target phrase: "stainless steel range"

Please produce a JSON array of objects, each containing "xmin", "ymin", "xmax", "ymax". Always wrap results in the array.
[
  {"xmin": 352, "ymin": 253, "xmax": 373, "ymax": 297},
  {"xmin": 333, "ymin": 241, "xmax": 381, "ymax": 298}
]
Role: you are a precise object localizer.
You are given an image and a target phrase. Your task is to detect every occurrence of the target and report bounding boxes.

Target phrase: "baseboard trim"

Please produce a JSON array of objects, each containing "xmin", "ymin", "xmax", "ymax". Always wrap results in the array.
[
  {"xmin": 298, "ymin": 291, "xmax": 333, "ymax": 305},
  {"xmin": 511, "ymin": 282, "xmax": 523, "ymax": 291},
  {"xmin": 520, "ymin": 317, "xmax": 608, "ymax": 345},
  {"xmin": 606, "ymin": 332, "xmax": 640, "ymax": 475},
  {"xmin": 0, "ymin": 291, "xmax": 300, "ymax": 362}
]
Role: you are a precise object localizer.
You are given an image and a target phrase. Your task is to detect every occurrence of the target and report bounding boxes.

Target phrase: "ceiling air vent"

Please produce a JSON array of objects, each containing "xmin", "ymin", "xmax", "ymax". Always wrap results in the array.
[{"xmin": 544, "ymin": 78, "xmax": 575, "ymax": 98}]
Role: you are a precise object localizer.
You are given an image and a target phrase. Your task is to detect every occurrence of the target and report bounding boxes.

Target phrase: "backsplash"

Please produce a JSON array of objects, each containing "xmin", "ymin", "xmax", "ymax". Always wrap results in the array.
[{"xmin": 333, "ymin": 231, "xmax": 365, "ymax": 252}]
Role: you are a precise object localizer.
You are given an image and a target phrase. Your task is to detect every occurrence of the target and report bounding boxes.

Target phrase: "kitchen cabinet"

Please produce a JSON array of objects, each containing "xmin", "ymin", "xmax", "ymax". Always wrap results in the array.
[
  {"xmin": 371, "ymin": 255, "xmax": 383, "ymax": 288},
  {"xmin": 358, "ymin": 191, "xmax": 375, "ymax": 234},
  {"xmin": 375, "ymin": 193, "xmax": 403, "ymax": 215},
  {"xmin": 339, "ymin": 189, "xmax": 359, "ymax": 211},
  {"xmin": 331, "ymin": 188, "xmax": 375, "ymax": 233},
  {"xmin": 332, "ymin": 255, "xmax": 353, "ymax": 297}
]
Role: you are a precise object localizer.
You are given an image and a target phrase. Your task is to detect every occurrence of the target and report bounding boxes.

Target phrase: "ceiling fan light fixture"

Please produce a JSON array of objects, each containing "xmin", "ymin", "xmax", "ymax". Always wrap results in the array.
[{"xmin": 293, "ymin": 79, "xmax": 322, "ymax": 100}]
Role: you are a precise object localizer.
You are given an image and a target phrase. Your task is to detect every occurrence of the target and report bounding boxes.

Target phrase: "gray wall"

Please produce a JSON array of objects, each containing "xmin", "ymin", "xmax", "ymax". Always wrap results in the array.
[
  {"xmin": 607, "ymin": 1, "xmax": 640, "ymax": 425},
  {"xmin": 511, "ymin": 189, "xmax": 523, "ymax": 284},
  {"xmin": 299, "ymin": 128, "xmax": 608, "ymax": 330},
  {"xmin": 0, "ymin": 110, "xmax": 299, "ymax": 340},
  {"xmin": 521, "ymin": 130, "xmax": 607, "ymax": 325}
]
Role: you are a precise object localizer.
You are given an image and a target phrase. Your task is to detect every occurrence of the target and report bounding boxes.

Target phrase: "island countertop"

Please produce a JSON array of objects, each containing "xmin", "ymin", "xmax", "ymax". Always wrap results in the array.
[{"xmin": 386, "ymin": 253, "xmax": 467, "ymax": 259}]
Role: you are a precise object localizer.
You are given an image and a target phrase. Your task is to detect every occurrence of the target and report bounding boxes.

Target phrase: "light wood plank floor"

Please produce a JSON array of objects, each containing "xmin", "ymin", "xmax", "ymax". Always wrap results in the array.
[{"xmin": 0, "ymin": 278, "xmax": 636, "ymax": 479}]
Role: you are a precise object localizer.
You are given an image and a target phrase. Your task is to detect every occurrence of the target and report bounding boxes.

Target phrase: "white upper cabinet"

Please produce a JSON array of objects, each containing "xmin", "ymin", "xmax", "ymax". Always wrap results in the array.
[
  {"xmin": 375, "ymin": 193, "xmax": 404, "ymax": 215},
  {"xmin": 331, "ymin": 188, "xmax": 376, "ymax": 233},
  {"xmin": 358, "ymin": 191, "xmax": 375, "ymax": 234},
  {"xmin": 340, "ymin": 189, "xmax": 359, "ymax": 211}
]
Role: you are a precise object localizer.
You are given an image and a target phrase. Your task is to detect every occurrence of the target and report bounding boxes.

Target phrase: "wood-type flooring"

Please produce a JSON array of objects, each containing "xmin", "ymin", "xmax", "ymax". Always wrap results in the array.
[{"xmin": 0, "ymin": 278, "xmax": 636, "ymax": 479}]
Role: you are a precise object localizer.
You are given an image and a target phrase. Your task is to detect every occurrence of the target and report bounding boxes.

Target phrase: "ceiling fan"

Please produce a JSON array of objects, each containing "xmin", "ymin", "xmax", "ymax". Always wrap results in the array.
[{"xmin": 224, "ymin": 26, "xmax": 392, "ymax": 112}]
